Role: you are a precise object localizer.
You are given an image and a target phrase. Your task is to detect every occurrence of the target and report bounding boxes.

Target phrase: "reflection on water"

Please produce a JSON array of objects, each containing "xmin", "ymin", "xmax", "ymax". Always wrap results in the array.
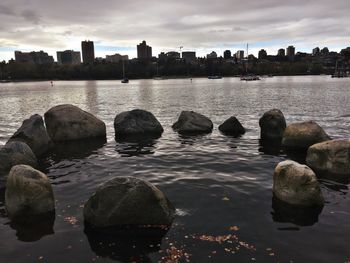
[
  {"xmin": 271, "ymin": 196, "xmax": 323, "ymax": 227},
  {"xmin": 115, "ymin": 135, "xmax": 159, "ymax": 157},
  {"xmin": 85, "ymin": 226, "xmax": 167, "ymax": 262},
  {"xmin": 9, "ymin": 212, "xmax": 55, "ymax": 242},
  {"xmin": 258, "ymin": 138, "xmax": 283, "ymax": 156}
]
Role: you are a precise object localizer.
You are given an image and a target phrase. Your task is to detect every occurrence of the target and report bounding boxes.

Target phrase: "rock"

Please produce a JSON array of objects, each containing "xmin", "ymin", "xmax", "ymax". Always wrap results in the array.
[
  {"xmin": 114, "ymin": 109, "xmax": 163, "ymax": 137},
  {"xmin": 306, "ymin": 139, "xmax": 350, "ymax": 175},
  {"xmin": 282, "ymin": 121, "xmax": 330, "ymax": 150},
  {"xmin": 172, "ymin": 111, "xmax": 213, "ymax": 134},
  {"xmin": 84, "ymin": 177, "xmax": 175, "ymax": 228},
  {"xmin": 273, "ymin": 160, "xmax": 324, "ymax": 207},
  {"xmin": 44, "ymin": 104, "xmax": 106, "ymax": 142},
  {"xmin": 8, "ymin": 114, "xmax": 52, "ymax": 156},
  {"xmin": 259, "ymin": 109, "xmax": 286, "ymax": 140},
  {"xmin": 219, "ymin": 116, "xmax": 245, "ymax": 136},
  {"xmin": 5, "ymin": 165, "xmax": 55, "ymax": 219},
  {"xmin": 0, "ymin": 142, "xmax": 37, "ymax": 176}
]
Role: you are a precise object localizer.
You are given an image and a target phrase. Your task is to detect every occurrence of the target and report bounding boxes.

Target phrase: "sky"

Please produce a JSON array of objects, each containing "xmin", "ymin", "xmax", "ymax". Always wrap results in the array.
[{"xmin": 0, "ymin": 0, "xmax": 350, "ymax": 61}]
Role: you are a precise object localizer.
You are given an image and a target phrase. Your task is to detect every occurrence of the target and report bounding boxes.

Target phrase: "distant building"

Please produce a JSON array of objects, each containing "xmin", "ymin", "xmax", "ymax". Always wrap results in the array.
[
  {"xmin": 258, "ymin": 49, "xmax": 267, "ymax": 60},
  {"xmin": 286, "ymin": 46, "xmax": 295, "ymax": 61},
  {"xmin": 14, "ymin": 51, "xmax": 54, "ymax": 64},
  {"xmin": 235, "ymin": 50, "xmax": 244, "ymax": 60},
  {"xmin": 105, "ymin": 53, "xmax": 129, "ymax": 63},
  {"xmin": 223, "ymin": 50, "xmax": 231, "ymax": 59},
  {"xmin": 182, "ymin": 51, "xmax": 196, "ymax": 63},
  {"xmin": 137, "ymin": 40, "xmax": 152, "ymax": 59},
  {"xmin": 81, "ymin": 40, "xmax": 95, "ymax": 63},
  {"xmin": 312, "ymin": 47, "xmax": 320, "ymax": 56},
  {"xmin": 207, "ymin": 51, "xmax": 217, "ymax": 59},
  {"xmin": 277, "ymin": 48, "xmax": 285, "ymax": 57},
  {"xmin": 341, "ymin": 47, "xmax": 350, "ymax": 58},
  {"xmin": 166, "ymin": 51, "xmax": 181, "ymax": 59},
  {"xmin": 57, "ymin": 50, "xmax": 81, "ymax": 65}
]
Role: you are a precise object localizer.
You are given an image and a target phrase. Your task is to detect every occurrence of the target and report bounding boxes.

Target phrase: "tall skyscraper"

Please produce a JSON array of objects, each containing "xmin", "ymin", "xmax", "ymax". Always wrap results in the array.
[
  {"xmin": 258, "ymin": 49, "xmax": 267, "ymax": 59},
  {"xmin": 277, "ymin": 48, "xmax": 285, "ymax": 57},
  {"xmin": 81, "ymin": 41, "xmax": 95, "ymax": 63},
  {"xmin": 137, "ymin": 41, "xmax": 152, "ymax": 59},
  {"xmin": 223, "ymin": 50, "xmax": 231, "ymax": 59},
  {"xmin": 182, "ymin": 51, "xmax": 196, "ymax": 63},
  {"xmin": 286, "ymin": 46, "xmax": 295, "ymax": 61},
  {"xmin": 235, "ymin": 50, "xmax": 245, "ymax": 60},
  {"xmin": 57, "ymin": 50, "xmax": 81, "ymax": 65}
]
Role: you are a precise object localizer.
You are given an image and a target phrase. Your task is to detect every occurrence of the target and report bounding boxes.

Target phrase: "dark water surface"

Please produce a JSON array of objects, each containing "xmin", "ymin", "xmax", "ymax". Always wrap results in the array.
[{"xmin": 0, "ymin": 76, "xmax": 349, "ymax": 263}]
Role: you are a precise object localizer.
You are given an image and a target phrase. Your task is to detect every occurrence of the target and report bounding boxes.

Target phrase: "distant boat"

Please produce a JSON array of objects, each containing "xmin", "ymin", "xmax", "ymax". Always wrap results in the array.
[
  {"xmin": 208, "ymin": 75, "xmax": 223, "ymax": 79},
  {"xmin": 121, "ymin": 60, "xmax": 129, "ymax": 83},
  {"xmin": 240, "ymin": 43, "xmax": 260, "ymax": 81}
]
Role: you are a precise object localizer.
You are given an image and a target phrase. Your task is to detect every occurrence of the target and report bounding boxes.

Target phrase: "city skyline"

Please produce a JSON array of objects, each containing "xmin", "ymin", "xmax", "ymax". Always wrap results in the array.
[{"xmin": 1, "ymin": 0, "xmax": 350, "ymax": 61}]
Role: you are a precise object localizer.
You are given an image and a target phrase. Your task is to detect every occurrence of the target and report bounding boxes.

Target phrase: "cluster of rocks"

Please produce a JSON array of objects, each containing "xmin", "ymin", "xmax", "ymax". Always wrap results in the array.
[
  {"xmin": 259, "ymin": 109, "xmax": 349, "ymax": 208},
  {"xmin": 1, "ymin": 104, "xmax": 349, "ymax": 234}
]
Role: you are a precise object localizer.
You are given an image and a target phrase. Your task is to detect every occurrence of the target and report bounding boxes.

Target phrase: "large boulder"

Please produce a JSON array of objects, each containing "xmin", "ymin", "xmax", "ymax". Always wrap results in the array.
[
  {"xmin": 5, "ymin": 165, "xmax": 55, "ymax": 219},
  {"xmin": 8, "ymin": 114, "xmax": 52, "ymax": 156},
  {"xmin": 44, "ymin": 104, "xmax": 106, "ymax": 142},
  {"xmin": 259, "ymin": 109, "xmax": 286, "ymax": 140},
  {"xmin": 282, "ymin": 121, "xmax": 330, "ymax": 150},
  {"xmin": 306, "ymin": 139, "xmax": 350, "ymax": 175},
  {"xmin": 219, "ymin": 116, "xmax": 245, "ymax": 136},
  {"xmin": 0, "ymin": 142, "xmax": 37, "ymax": 176},
  {"xmin": 84, "ymin": 177, "xmax": 175, "ymax": 228},
  {"xmin": 273, "ymin": 160, "xmax": 324, "ymax": 207},
  {"xmin": 172, "ymin": 111, "xmax": 213, "ymax": 134},
  {"xmin": 114, "ymin": 109, "xmax": 163, "ymax": 137}
]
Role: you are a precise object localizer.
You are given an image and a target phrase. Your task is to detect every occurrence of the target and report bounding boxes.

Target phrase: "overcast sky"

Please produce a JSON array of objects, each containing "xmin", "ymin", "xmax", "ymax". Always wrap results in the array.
[{"xmin": 0, "ymin": 0, "xmax": 350, "ymax": 61}]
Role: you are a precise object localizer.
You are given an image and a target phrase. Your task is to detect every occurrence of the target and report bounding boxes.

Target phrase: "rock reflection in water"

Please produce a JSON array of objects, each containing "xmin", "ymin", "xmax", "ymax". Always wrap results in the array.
[
  {"xmin": 259, "ymin": 139, "xmax": 283, "ymax": 156},
  {"xmin": 85, "ymin": 225, "xmax": 168, "ymax": 262},
  {"xmin": 44, "ymin": 138, "xmax": 106, "ymax": 163},
  {"xmin": 9, "ymin": 211, "xmax": 55, "ymax": 242},
  {"xmin": 115, "ymin": 135, "xmax": 159, "ymax": 157},
  {"xmin": 271, "ymin": 196, "xmax": 323, "ymax": 227}
]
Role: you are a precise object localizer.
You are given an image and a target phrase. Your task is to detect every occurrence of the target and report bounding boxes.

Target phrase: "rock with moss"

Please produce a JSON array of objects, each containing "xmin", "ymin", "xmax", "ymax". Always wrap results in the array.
[
  {"xmin": 5, "ymin": 165, "xmax": 55, "ymax": 219},
  {"xmin": 44, "ymin": 104, "xmax": 106, "ymax": 142},
  {"xmin": 259, "ymin": 109, "xmax": 286, "ymax": 140},
  {"xmin": 306, "ymin": 139, "xmax": 350, "ymax": 175},
  {"xmin": 282, "ymin": 121, "xmax": 330, "ymax": 150},
  {"xmin": 172, "ymin": 111, "xmax": 213, "ymax": 134},
  {"xmin": 0, "ymin": 142, "xmax": 37, "ymax": 176},
  {"xmin": 8, "ymin": 114, "xmax": 52, "ymax": 156},
  {"xmin": 84, "ymin": 177, "xmax": 175, "ymax": 228},
  {"xmin": 273, "ymin": 160, "xmax": 324, "ymax": 207}
]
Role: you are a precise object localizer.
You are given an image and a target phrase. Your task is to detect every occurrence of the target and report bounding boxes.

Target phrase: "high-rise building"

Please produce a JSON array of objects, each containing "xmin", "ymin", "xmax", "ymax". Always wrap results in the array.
[
  {"xmin": 137, "ymin": 41, "xmax": 152, "ymax": 59},
  {"xmin": 57, "ymin": 50, "xmax": 81, "ymax": 65},
  {"xmin": 81, "ymin": 40, "xmax": 95, "ymax": 63},
  {"xmin": 14, "ymin": 51, "xmax": 54, "ymax": 64},
  {"xmin": 277, "ymin": 49, "xmax": 285, "ymax": 57},
  {"xmin": 258, "ymin": 49, "xmax": 267, "ymax": 60},
  {"xmin": 286, "ymin": 46, "xmax": 295, "ymax": 61},
  {"xmin": 235, "ymin": 50, "xmax": 244, "ymax": 60},
  {"xmin": 321, "ymin": 47, "xmax": 329, "ymax": 54},
  {"xmin": 223, "ymin": 50, "xmax": 231, "ymax": 59},
  {"xmin": 182, "ymin": 51, "xmax": 196, "ymax": 63}
]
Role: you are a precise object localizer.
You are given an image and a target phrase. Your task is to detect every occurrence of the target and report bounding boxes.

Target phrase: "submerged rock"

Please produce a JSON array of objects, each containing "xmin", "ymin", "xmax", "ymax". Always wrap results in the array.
[
  {"xmin": 84, "ymin": 177, "xmax": 175, "ymax": 228},
  {"xmin": 219, "ymin": 116, "xmax": 245, "ymax": 136},
  {"xmin": 44, "ymin": 104, "xmax": 106, "ymax": 142},
  {"xmin": 0, "ymin": 142, "xmax": 37, "ymax": 176},
  {"xmin": 273, "ymin": 160, "xmax": 324, "ymax": 207},
  {"xmin": 282, "ymin": 121, "xmax": 330, "ymax": 150},
  {"xmin": 172, "ymin": 111, "xmax": 213, "ymax": 134},
  {"xmin": 114, "ymin": 109, "xmax": 163, "ymax": 137},
  {"xmin": 306, "ymin": 139, "xmax": 350, "ymax": 175},
  {"xmin": 5, "ymin": 165, "xmax": 55, "ymax": 219},
  {"xmin": 259, "ymin": 109, "xmax": 286, "ymax": 140},
  {"xmin": 8, "ymin": 114, "xmax": 52, "ymax": 156}
]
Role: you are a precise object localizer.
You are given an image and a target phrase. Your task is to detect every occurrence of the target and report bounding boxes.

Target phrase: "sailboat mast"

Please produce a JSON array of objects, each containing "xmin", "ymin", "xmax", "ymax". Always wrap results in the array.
[{"xmin": 122, "ymin": 60, "xmax": 125, "ymax": 78}]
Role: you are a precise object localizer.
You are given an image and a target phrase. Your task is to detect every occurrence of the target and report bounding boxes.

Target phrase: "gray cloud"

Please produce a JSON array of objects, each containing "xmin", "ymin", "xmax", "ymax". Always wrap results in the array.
[{"xmin": 0, "ymin": 0, "xmax": 349, "ymax": 60}]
